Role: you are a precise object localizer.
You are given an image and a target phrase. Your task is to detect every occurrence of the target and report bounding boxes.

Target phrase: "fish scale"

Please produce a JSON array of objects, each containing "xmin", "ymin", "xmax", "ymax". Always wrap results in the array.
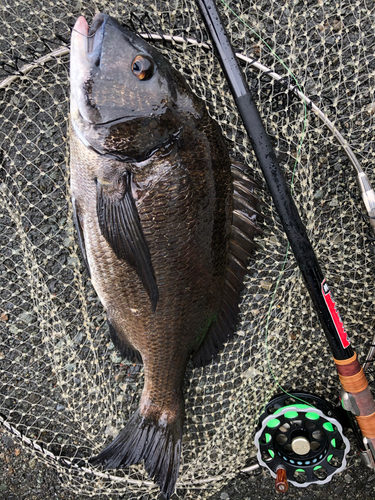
[{"xmin": 69, "ymin": 12, "xmax": 260, "ymax": 499}]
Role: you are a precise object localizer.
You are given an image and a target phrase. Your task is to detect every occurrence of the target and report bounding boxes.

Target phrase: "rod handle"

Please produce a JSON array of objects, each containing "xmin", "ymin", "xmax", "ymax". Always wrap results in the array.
[{"xmin": 335, "ymin": 354, "xmax": 375, "ymax": 439}]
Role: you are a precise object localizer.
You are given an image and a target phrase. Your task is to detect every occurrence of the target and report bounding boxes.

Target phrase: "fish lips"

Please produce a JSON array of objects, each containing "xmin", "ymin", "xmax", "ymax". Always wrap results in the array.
[
  {"xmin": 86, "ymin": 13, "xmax": 106, "ymax": 66},
  {"xmin": 70, "ymin": 15, "xmax": 100, "ymax": 126},
  {"xmin": 71, "ymin": 13, "xmax": 107, "ymax": 68}
]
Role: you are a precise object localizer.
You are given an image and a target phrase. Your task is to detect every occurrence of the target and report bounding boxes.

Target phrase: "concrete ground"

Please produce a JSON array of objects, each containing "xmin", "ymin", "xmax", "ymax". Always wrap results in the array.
[{"xmin": 2, "ymin": 425, "xmax": 375, "ymax": 500}]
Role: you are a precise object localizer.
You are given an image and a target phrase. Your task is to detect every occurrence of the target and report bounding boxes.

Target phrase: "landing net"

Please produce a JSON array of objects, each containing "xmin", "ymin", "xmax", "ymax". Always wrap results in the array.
[{"xmin": 1, "ymin": 0, "xmax": 374, "ymax": 497}]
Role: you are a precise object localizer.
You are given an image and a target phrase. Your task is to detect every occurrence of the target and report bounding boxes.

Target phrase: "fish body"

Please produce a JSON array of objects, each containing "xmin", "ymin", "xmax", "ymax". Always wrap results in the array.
[{"xmin": 70, "ymin": 13, "xmax": 260, "ymax": 499}]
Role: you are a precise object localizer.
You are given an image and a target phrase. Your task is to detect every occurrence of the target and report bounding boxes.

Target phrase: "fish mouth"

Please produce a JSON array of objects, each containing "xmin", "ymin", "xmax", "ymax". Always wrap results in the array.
[
  {"xmin": 86, "ymin": 13, "xmax": 107, "ymax": 65},
  {"xmin": 71, "ymin": 13, "xmax": 107, "ymax": 67}
]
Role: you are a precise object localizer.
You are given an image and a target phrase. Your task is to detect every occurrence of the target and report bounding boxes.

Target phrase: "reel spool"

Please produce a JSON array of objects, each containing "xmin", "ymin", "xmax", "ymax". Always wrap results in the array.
[{"xmin": 254, "ymin": 393, "xmax": 350, "ymax": 488}]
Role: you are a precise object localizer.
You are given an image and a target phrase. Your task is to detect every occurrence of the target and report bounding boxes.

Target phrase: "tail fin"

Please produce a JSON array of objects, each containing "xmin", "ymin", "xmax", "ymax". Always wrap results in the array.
[{"xmin": 90, "ymin": 409, "xmax": 182, "ymax": 500}]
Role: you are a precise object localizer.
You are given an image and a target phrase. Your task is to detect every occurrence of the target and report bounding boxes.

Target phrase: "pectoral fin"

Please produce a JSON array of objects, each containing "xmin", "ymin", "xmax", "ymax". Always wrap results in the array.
[
  {"xmin": 96, "ymin": 172, "xmax": 159, "ymax": 311},
  {"xmin": 72, "ymin": 197, "xmax": 91, "ymax": 278}
]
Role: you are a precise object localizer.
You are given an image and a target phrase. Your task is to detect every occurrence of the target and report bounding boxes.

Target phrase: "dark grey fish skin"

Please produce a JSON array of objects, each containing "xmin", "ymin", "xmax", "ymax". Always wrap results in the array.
[{"xmin": 70, "ymin": 13, "xmax": 260, "ymax": 499}]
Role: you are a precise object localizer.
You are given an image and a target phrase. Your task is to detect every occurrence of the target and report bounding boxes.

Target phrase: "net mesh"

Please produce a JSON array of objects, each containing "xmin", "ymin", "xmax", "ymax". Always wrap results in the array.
[{"xmin": 1, "ymin": 0, "xmax": 375, "ymax": 497}]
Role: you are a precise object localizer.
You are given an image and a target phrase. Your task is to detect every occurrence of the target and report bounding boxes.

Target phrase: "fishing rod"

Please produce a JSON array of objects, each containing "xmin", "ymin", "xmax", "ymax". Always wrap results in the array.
[{"xmin": 196, "ymin": 0, "xmax": 375, "ymax": 489}]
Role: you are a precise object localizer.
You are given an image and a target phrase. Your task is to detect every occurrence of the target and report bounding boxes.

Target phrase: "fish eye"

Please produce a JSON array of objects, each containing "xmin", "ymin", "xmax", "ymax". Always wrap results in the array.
[{"xmin": 131, "ymin": 55, "xmax": 154, "ymax": 81}]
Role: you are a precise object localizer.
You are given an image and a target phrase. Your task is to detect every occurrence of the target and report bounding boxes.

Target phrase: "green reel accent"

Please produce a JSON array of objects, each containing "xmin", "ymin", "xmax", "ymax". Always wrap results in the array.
[
  {"xmin": 274, "ymin": 403, "xmax": 317, "ymax": 415},
  {"xmin": 306, "ymin": 412, "xmax": 320, "ymax": 421},
  {"xmin": 255, "ymin": 393, "xmax": 350, "ymax": 488},
  {"xmin": 284, "ymin": 411, "xmax": 299, "ymax": 419},
  {"xmin": 266, "ymin": 418, "xmax": 281, "ymax": 429},
  {"xmin": 266, "ymin": 403, "xmax": 321, "ymax": 430}
]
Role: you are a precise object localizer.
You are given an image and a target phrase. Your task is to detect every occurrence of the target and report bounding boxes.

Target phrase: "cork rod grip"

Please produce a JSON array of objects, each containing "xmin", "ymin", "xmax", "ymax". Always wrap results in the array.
[{"xmin": 334, "ymin": 354, "xmax": 375, "ymax": 439}]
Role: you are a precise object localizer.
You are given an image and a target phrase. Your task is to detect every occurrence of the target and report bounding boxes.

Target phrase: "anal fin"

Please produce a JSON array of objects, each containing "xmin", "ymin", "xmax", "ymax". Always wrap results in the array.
[{"xmin": 193, "ymin": 161, "xmax": 262, "ymax": 367}]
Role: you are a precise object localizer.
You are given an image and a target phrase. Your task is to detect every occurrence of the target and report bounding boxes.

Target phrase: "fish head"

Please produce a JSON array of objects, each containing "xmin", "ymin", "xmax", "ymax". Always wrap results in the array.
[{"xmin": 70, "ymin": 13, "xmax": 204, "ymax": 162}]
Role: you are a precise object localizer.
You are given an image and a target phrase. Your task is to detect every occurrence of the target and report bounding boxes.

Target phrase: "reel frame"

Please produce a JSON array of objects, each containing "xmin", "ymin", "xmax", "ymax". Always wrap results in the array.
[{"xmin": 254, "ymin": 393, "xmax": 350, "ymax": 487}]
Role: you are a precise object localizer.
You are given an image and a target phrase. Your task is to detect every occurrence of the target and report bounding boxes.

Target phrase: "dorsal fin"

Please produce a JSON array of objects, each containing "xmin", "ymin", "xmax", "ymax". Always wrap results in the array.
[{"xmin": 193, "ymin": 162, "xmax": 262, "ymax": 367}]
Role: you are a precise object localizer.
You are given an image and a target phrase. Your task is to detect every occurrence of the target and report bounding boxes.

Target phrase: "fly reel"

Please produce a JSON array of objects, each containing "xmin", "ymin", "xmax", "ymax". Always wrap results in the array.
[{"xmin": 254, "ymin": 392, "xmax": 350, "ymax": 489}]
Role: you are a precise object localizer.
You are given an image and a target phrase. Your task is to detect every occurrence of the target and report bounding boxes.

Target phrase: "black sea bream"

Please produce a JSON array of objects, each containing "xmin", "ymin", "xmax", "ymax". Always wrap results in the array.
[{"xmin": 70, "ymin": 13, "xmax": 260, "ymax": 499}]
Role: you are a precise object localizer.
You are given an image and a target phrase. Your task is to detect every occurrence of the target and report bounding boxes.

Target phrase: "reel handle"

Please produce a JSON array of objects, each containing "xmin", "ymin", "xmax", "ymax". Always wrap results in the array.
[{"xmin": 275, "ymin": 467, "xmax": 289, "ymax": 493}]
